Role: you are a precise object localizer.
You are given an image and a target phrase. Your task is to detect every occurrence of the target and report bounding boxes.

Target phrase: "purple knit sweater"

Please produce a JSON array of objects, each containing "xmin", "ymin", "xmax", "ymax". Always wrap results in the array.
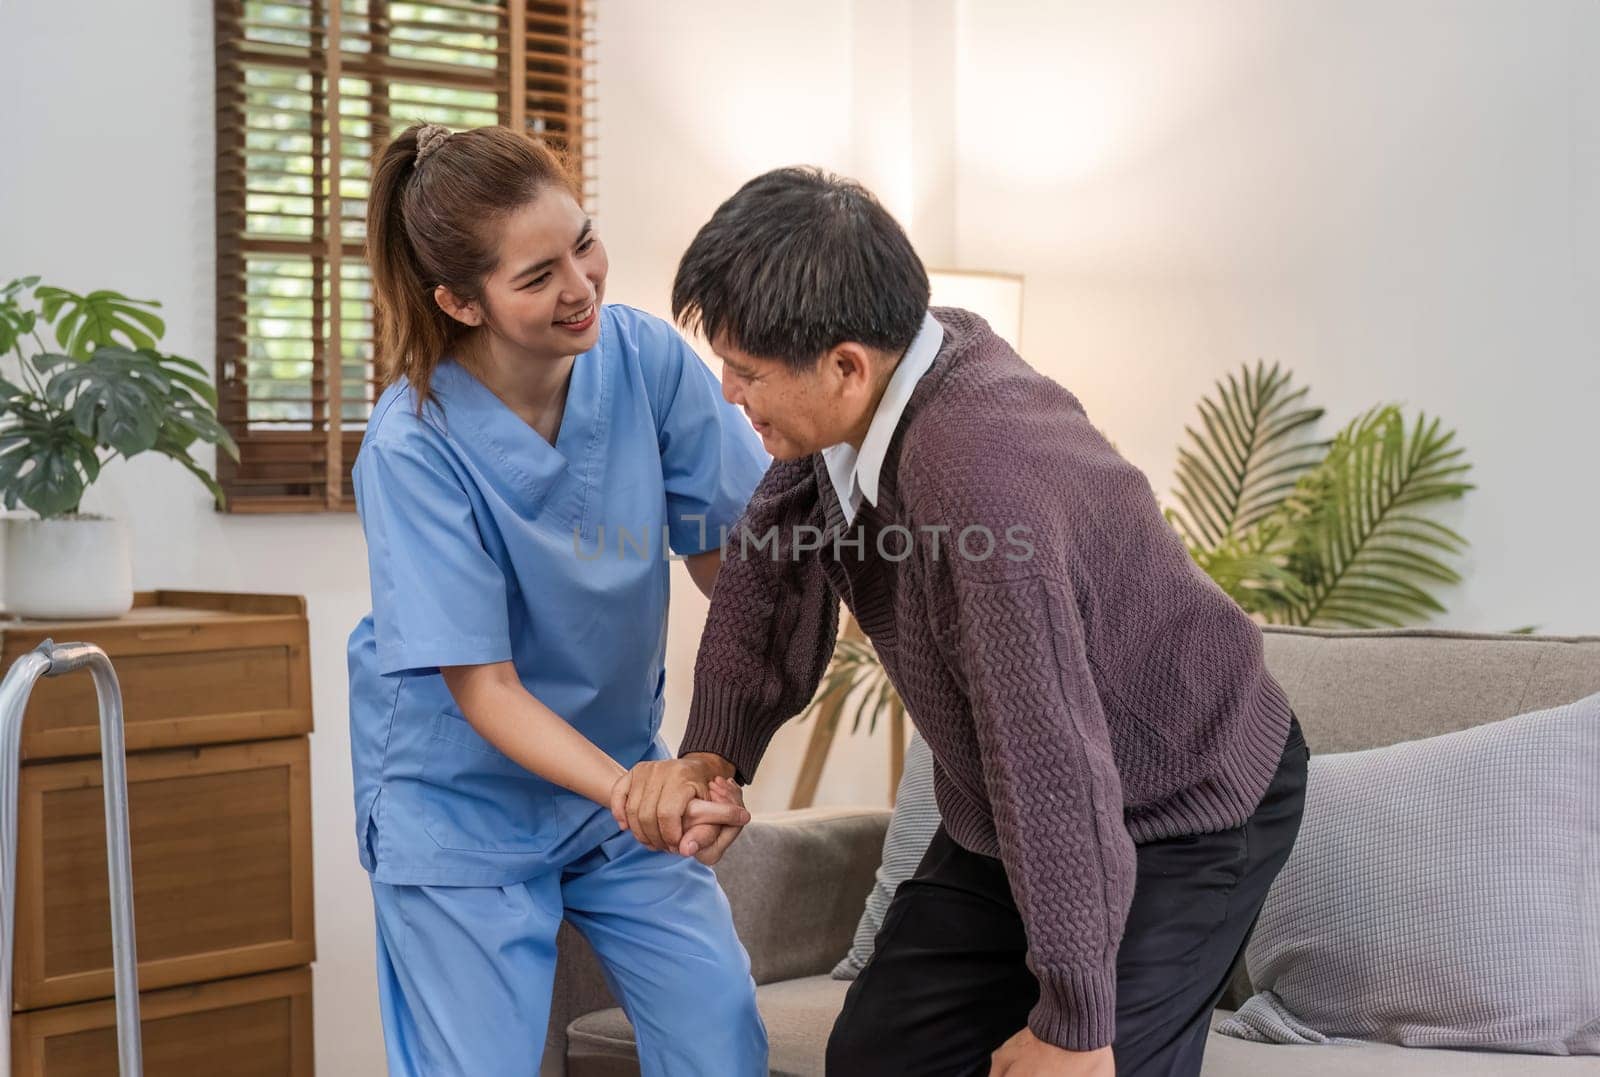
[{"xmin": 680, "ymin": 308, "xmax": 1294, "ymax": 1051}]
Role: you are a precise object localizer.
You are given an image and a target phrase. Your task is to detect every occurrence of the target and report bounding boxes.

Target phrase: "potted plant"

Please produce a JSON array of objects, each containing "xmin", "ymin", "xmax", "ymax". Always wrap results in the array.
[
  {"xmin": 1166, "ymin": 361, "xmax": 1474, "ymax": 626},
  {"xmin": 0, "ymin": 276, "xmax": 237, "ymax": 619}
]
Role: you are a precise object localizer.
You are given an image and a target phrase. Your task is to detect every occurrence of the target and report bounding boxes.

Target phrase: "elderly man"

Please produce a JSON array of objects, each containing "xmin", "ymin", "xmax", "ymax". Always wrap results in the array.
[{"xmin": 613, "ymin": 167, "xmax": 1308, "ymax": 1077}]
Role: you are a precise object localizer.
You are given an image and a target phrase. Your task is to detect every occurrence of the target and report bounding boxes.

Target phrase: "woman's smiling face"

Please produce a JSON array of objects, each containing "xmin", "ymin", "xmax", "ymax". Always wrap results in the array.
[{"xmin": 452, "ymin": 187, "xmax": 610, "ymax": 359}]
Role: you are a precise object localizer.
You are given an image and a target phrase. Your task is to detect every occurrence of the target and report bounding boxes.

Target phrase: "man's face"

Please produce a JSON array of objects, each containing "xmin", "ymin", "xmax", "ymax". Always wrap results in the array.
[{"xmin": 713, "ymin": 336, "xmax": 877, "ymax": 460}]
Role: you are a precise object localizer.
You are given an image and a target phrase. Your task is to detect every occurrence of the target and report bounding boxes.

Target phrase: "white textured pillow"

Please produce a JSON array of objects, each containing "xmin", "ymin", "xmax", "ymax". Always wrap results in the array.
[
  {"xmin": 832, "ymin": 732, "xmax": 941, "ymax": 979},
  {"xmin": 1219, "ymin": 692, "xmax": 1600, "ymax": 1055}
]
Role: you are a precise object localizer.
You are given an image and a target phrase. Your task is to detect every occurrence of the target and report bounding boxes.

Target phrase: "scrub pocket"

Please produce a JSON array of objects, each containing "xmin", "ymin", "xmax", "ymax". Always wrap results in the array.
[{"xmin": 422, "ymin": 708, "xmax": 559, "ymax": 853}]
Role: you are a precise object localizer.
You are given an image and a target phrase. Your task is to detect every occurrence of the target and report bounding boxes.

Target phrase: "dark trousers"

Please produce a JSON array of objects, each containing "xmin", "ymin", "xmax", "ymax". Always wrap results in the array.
[{"xmin": 827, "ymin": 718, "xmax": 1309, "ymax": 1077}]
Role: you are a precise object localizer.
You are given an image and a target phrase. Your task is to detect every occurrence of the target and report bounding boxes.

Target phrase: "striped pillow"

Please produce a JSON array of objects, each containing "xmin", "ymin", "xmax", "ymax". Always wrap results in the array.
[{"xmin": 833, "ymin": 732, "xmax": 943, "ymax": 979}]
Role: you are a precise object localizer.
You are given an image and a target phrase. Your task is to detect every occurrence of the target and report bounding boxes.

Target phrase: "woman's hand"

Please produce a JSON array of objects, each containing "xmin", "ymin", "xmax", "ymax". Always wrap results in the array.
[{"xmin": 689, "ymin": 776, "xmax": 749, "ymax": 864}]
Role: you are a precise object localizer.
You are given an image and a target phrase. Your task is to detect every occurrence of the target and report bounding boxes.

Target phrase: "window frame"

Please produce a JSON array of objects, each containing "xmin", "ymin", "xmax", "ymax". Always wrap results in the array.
[{"xmin": 212, "ymin": 0, "xmax": 593, "ymax": 512}]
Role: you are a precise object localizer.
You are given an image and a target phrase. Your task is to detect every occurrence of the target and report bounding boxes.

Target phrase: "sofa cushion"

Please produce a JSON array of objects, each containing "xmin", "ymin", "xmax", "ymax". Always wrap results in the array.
[
  {"xmin": 714, "ymin": 808, "xmax": 891, "ymax": 986},
  {"xmin": 1217, "ymin": 692, "xmax": 1600, "ymax": 1055},
  {"xmin": 567, "ymin": 974, "xmax": 849, "ymax": 1077},
  {"xmin": 832, "ymin": 733, "xmax": 941, "ymax": 979},
  {"xmin": 1202, "ymin": 1012, "xmax": 1600, "ymax": 1076},
  {"xmin": 1260, "ymin": 628, "xmax": 1600, "ymax": 753}
]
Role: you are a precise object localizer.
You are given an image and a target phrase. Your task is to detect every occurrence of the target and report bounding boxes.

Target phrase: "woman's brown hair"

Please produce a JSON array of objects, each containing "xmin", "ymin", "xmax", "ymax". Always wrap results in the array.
[{"xmin": 366, "ymin": 123, "xmax": 579, "ymax": 407}]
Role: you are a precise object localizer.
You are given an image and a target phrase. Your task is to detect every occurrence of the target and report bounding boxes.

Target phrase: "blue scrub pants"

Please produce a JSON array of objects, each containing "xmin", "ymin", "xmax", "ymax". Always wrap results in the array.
[{"xmin": 370, "ymin": 830, "xmax": 768, "ymax": 1075}]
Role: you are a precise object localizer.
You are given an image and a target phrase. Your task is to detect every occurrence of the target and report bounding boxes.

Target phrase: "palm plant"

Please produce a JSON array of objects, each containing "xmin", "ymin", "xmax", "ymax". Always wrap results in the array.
[
  {"xmin": 1170, "ymin": 364, "xmax": 1474, "ymax": 628},
  {"xmin": 1166, "ymin": 362, "xmax": 1326, "ymax": 619}
]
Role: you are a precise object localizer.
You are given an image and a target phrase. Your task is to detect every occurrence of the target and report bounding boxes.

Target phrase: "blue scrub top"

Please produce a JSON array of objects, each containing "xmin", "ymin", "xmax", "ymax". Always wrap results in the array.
[{"xmin": 347, "ymin": 304, "xmax": 768, "ymax": 886}]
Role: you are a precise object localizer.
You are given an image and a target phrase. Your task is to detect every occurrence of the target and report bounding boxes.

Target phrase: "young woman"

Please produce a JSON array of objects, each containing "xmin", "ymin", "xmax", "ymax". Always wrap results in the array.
[{"xmin": 346, "ymin": 123, "xmax": 769, "ymax": 1075}]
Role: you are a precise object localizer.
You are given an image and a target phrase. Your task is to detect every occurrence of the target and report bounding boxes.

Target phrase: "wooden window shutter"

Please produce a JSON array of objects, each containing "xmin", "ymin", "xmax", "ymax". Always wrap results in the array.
[{"xmin": 213, "ymin": 0, "xmax": 594, "ymax": 512}]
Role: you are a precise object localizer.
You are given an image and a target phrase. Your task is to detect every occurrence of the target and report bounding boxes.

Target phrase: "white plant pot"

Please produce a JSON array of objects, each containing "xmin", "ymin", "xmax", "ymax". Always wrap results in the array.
[{"xmin": 3, "ymin": 516, "xmax": 134, "ymax": 620}]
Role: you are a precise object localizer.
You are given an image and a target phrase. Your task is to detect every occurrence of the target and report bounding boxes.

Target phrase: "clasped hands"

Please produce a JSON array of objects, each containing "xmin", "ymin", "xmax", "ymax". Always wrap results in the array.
[{"xmin": 608, "ymin": 754, "xmax": 748, "ymax": 865}]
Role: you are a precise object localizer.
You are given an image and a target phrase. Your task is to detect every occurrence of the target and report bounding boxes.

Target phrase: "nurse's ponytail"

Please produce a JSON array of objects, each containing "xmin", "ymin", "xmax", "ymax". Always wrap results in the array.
[{"xmin": 366, "ymin": 124, "xmax": 579, "ymax": 408}]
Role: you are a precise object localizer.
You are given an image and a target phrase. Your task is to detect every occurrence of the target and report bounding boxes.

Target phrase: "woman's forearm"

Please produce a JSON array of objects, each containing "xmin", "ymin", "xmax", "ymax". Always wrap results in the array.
[
  {"xmin": 685, "ymin": 547, "xmax": 722, "ymax": 598},
  {"xmin": 442, "ymin": 662, "xmax": 625, "ymax": 806}
]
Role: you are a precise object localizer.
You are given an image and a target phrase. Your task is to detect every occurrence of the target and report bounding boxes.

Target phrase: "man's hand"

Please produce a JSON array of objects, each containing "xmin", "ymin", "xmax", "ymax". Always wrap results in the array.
[
  {"xmin": 990, "ymin": 1030, "xmax": 1114, "ymax": 1077},
  {"xmin": 608, "ymin": 755, "xmax": 746, "ymax": 856}
]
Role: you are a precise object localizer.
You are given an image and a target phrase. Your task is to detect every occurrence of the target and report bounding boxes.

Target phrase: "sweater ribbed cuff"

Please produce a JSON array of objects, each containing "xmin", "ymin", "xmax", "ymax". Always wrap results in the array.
[
  {"xmin": 1029, "ymin": 965, "xmax": 1118, "ymax": 1052},
  {"xmin": 677, "ymin": 678, "xmax": 782, "ymax": 786}
]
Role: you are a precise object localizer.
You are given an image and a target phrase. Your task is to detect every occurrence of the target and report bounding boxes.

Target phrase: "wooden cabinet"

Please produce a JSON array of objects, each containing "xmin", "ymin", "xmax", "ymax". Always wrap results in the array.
[
  {"xmin": 9, "ymin": 968, "xmax": 313, "ymax": 1077},
  {"xmin": 12, "ymin": 738, "xmax": 315, "ymax": 1010},
  {"xmin": 2, "ymin": 591, "xmax": 312, "ymax": 761},
  {"xmin": 3, "ymin": 592, "xmax": 316, "ymax": 1075}
]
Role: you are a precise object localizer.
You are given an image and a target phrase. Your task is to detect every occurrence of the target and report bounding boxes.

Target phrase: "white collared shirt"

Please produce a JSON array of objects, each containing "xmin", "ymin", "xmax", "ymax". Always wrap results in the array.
[{"xmin": 822, "ymin": 312, "xmax": 945, "ymax": 524}]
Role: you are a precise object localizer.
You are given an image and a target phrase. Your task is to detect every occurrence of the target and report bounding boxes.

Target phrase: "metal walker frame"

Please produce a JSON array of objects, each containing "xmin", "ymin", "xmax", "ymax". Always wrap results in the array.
[{"xmin": 1, "ymin": 640, "xmax": 142, "ymax": 1076}]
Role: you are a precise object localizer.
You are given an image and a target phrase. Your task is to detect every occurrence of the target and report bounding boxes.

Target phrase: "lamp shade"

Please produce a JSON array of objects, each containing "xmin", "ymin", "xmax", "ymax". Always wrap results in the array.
[{"xmin": 928, "ymin": 270, "xmax": 1024, "ymax": 349}]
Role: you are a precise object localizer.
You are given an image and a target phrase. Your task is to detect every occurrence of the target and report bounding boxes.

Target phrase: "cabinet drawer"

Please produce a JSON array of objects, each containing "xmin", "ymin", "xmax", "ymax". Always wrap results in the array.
[
  {"xmin": 1, "ymin": 591, "xmax": 312, "ymax": 760},
  {"xmin": 10, "ymin": 967, "xmax": 313, "ymax": 1077},
  {"xmin": 12, "ymin": 738, "xmax": 315, "ymax": 1010}
]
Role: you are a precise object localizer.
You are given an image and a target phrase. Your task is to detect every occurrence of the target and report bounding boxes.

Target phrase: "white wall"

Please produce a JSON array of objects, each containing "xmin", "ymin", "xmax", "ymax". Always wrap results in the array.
[
  {"xmin": 3, "ymin": 1, "xmax": 1596, "ymax": 1073},
  {"xmin": 953, "ymin": 0, "xmax": 1600, "ymax": 633}
]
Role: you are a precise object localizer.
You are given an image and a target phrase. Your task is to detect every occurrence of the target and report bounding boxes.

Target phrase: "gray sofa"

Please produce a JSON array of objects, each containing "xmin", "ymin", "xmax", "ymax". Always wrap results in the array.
[{"xmin": 544, "ymin": 626, "xmax": 1600, "ymax": 1075}]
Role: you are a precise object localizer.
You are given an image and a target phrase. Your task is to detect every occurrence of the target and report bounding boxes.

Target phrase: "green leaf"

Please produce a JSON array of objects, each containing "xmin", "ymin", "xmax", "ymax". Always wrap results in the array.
[
  {"xmin": 37, "ymin": 288, "xmax": 67, "ymax": 321},
  {"xmin": 155, "ymin": 353, "xmax": 210, "ymax": 377},
  {"xmin": 1171, "ymin": 373, "xmax": 1478, "ymax": 632},
  {"xmin": 0, "ymin": 440, "xmax": 29, "ymax": 490},
  {"xmin": 153, "ymin": 432, "xmax": 227, "ymax": 508},
  {"xmin": 0, "ymin": 422, "xmax": 90, "ymax": 517},
  {"xmin": 1169, "ymin": 361, "xmax": 1327, "ymax": 552},
  {"xmin": 152, "ymin": 425, "xmax": 228, "ymax": 499},
  {"xmin": 75, "ymin": 431, "xmax": 103, "ymax": 484},
  {"xmin": 16, "ymin": 452, "xmax": 87, "ymax": 517},
  {"xmin": 31, "ymin": 351, "xmax": 77, "ymax": 372},
  {"xmin": 120, "ymin": 347, "xmax": 175, "ymax": 390},
  {"xmin": 1189, "ymin": 536, "xmax": 1306, "ymax": 618},
  {"xmin": 33, "ymin": 286, "xmax": 166, "ymax": 358},
  {"xmin": 0, "ymin": 390, "xmax": 101, "ymax": 515},
  {"xmin": 0, "ymin": 277, "xmax": 41, "ymax": 354},
  {"xmin": 44, "ymin": 349, "xmax": 166, "ymax": 455},
  {"xmin": 169, "ymin": 407, "xmax": 239, "ymax": 459},
  {"xmin": 75, "ymin": 383, "xmax": 161, "ymax": 453},
  {"xmin": 161, "ymin": 364, "xmax": 220, "ymax": 407},
  {"xmin": 160, "ymin": 416, "xmax": 201, "ymax": 452},
  {"xmin": 1284, "ymin": 407, "xmax": 1474, "ymax": 628}
]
